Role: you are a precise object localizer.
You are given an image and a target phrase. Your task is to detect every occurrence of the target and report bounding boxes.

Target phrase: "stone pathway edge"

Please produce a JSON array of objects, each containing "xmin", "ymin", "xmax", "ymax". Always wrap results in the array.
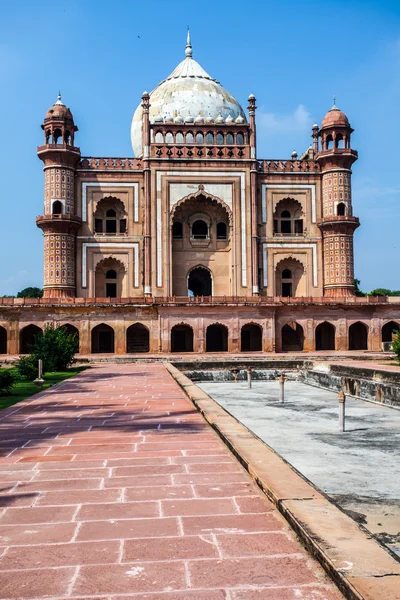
[{"xmin": 165, "ymin": 362, "xmax": 400, "ymax": 600}]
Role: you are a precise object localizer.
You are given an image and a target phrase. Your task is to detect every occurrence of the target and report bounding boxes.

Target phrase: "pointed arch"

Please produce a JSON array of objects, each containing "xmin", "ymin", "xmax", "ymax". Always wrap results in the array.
[
  {"xmin": 241, "ymin": 323, "xmax": 262, "ymax": 352},
  {"xmin": 171, "ymin": 323, "xmax": 194, "ymax": 352},
  {"xmin": 206, "ymin": 323, "xmax": 228, "ymax": 352},
  {"xmin": 282, "ymin": 322, "xmax": 304, "ymax": 352},
  {"xmin": 349, "ymin": 321, "xmax": 368, "ymax": 350},
  {"xmin": 170, "ymin": 188, "xmax": 233, "ymax": 225},
  {"xmin": 0, "ymin": 326, "xmax": 7, "ymax": 354},
  {"xmin": 315, "ymin": 322, "xmax": 335, "ymax": 350},
  {"xmin": 91, "ymin": 323, "xmax": 114, "ymax": 353},
  {"xmin": 20, "ymin": 324, "xmax": 43, "ymax": 354},
  {"xmin": 126, "ymin": 323, "xmax": 150, "ymax": 353}
]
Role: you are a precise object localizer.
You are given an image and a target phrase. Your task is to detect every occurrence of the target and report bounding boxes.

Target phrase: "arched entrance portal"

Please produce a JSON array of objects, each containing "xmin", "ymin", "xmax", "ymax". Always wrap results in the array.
[
  {"xmin": 206, "ymin": 324, "xmax": 228, "ymax": 352},
  {"xmin": 0, "ymin": 326, "xmax": 6, "ymax": 354},
  {"xmin": 171, "ymin": 325, "xmax": 194, "ymax": 352},
  {"xmin": 241, "ymin": 324, "xmax": 262, "ymax": 352},
  {"xmin": 349, "ymin": 322, "xmax": 368, "ymax": 350},
  {"xmin": 188, "ymin": 267, "xmax": 212, "ymax": 297},
  {"xmin": 20, "ymin": 325, "xmax": 43, "ymax": 354},
  {"xmin": 316, "ymin": 322, "xmax": 335, "ymax": 351},
  {"xmin": 281, "ymin": 322, "xmax": 304, "ymax": 352},
  {"xmin": 382, "ymin": 321, "xmax": 400, "ymax": 343},
  {"xmin": 91, "ymin": 324, "xmax": 114, "ymax": 353},
  {"xmin": 126, "ymin": 324, "xmax": 150, "ymax": 353}
]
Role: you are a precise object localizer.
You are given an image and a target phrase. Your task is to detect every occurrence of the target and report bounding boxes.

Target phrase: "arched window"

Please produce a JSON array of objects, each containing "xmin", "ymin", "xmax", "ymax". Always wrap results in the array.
[
  {"xmin": 206, "ymin": 132, "xmax": 214, "ymax": 144},
  {"xmin": 155, "ymin": 131, "xmax": 164, "ymax": 143},
  {"xmin": 316, "ymin": 322, "xmax": 335, "ymax": 350},
  {"xmin": 192, "ymin": 220, "xmax": 208, "ymax": 239},
  {"xmin": 196, "ymin": 132, "xmax": 204, "ymax": 144},
  {"xmin": 126, "ymin": 323, "xmax": 150, "ymax": 353},
  {"xmin": 188, "ymin": 266, "xmax": 212, "ymax": 296},
  {"xmin": 206, "ymin": 324, "xmax": 228, "ymax": 352},
  {"xmin": 281, "ymin": 210, "xmax": 291, "ymax": 234},
  {"xmin": 336, "ymin": 134, "xmax": 344, "ymax": 149},
  {"xmin": 53, "ymin": 128, "xmax": 63, "ymax": 144},
  {"xmin": 216, "ymin": 222, "xmax": 227, "ymax": 239},
  {"xmin": 172, "ymin": 221, "xmax": 183, "ymax": 239},
  {"xmin": 326, "ymin": 135, "xmax": 333, "ymax": 150},
  {"xmin": 281, "ymin": 268, "xmax": 293, "ymax": 297},
  {"xmin": 165, "ymin": 132, "xmax": 174, "ymax": 144},
  {"xmin": 236, "ymin": 132, "xmax": 244, "ymax": 145},
  {"xmin": 241, "ymin": 324, "xmax": 262, "ymax": 352},
  {"xmin": 105, "ymin": 269, "xmax": 117, "ymax": 297},
  {"xmin": 171, "ymin": 324, "xmax": 194, "ymax": 352},
  {"xmin": 349, "ymin": 322, "xmax": 368, "ymax": 350},
  {"xmin": 226, "ymin": 132, "xmax": 234, "ymax": 145},
  {"xmin": 52, "ymin": 200, "xmax": 62, "ymax": 215},
  {"xmin": 186, "ymin": 132, "xmax": 194, "ymax": 144},
  {"xmin": 337, "ymin": 202, "xmax": 346, "ymax": 216},
  {"xmin": 282, "ymin": 322, "xmax": 304, "ymax": 351},
  {"xmin": 176, "ymin": 132, "xmax": 184, "ymax": 144},
  {"xmin": 106, "ymin": 209, "xmax": 117, "ymax": 234},
  {"xmin": 273, "ymin": 198, "xmax": 303, "ymax": 235},
  {"xmin": 20, "ymin": 325, "xmax": 43, "ymax": 354},
  {"xmin": 91, "ymin": 324, "xmax": 114, "ymax": 353},
  {"xmin": 216, "ymin": 132, "xmax": 224, "ymax": 145}
]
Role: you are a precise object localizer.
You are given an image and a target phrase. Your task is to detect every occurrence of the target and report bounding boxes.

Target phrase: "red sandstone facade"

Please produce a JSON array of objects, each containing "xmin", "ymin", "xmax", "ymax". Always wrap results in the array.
[{"xmin": 0, "ymin": 34, "xmax": 399, "ymax": 355}]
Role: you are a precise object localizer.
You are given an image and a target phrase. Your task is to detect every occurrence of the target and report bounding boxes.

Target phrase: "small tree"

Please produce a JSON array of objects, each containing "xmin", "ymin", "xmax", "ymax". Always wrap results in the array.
[
  {"xmin": 17, "ymin": 287, "xmax": 43, "ymax": 298},
  {"xmin": 392, "ymin": 330, "xmax": 400, "ymax": 364},
  {"xmin": 354, "ymin": 278, "xmax": 365, "ymax": 297},
  {"xmin": 29, "ymin": 324, "xmax": 78, "ymax": 372}
]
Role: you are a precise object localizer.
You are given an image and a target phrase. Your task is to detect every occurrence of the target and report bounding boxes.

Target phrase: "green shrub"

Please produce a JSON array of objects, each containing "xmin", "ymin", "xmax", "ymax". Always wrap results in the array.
[
  {"xmin": 16, "ymin": 355, "xmax": 40, "ymax": 380},
  {"xmin": 30, "ymin": 323, "xmax": 78, "ymax": 372},
  {"xmin": 0, "ymin": 370, "xmax": 17, "ymax": 394},
  {"xmin": 392, "ymin": 330, "xmax": 400, "ymax": 363}
]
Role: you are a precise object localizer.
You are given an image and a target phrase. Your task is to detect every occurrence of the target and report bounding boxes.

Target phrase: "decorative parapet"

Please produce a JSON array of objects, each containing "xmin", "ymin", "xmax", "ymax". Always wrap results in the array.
[
  {"xmin": 78, "ymin": 157, "xmax": 142, "ymax": 170},
  {"xmin": 258, "ymin": 159, "xmax": 320, "ymax": 173},
  {"xmin": 150, "ymin": 145, "xmax": 249, "ymax": 160},
  {"xmin": 0, "ymin": 295, "xmax": 396, "ymax": 307}
]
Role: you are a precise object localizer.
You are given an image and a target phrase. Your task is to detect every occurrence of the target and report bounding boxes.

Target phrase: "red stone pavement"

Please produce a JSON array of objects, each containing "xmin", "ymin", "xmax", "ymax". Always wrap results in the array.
[{"xmin": 0, "ymin": 364, "xmax": 344, "ymax": 600}]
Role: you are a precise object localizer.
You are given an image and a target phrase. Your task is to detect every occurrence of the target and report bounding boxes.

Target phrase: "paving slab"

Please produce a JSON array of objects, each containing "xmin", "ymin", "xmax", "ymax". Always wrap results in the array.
[{"xmin": 0, "ymin": 363, "xmax": 344, "ymax": 600}]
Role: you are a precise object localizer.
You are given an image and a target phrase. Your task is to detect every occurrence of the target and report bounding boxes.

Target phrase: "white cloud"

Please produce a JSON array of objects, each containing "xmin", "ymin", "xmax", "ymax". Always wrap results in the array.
[{"xmin": 257, "ymin": 104, "xmax": 312, "ymax": 135}]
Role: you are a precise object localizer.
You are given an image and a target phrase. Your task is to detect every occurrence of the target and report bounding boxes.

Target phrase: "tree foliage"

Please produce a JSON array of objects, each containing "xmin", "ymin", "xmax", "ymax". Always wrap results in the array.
[
  {"xmin": 0, "ymin": 371, "xmax": 17, "ymax": 395},
  {"xmin": 368, "ymin": 288, "xmax": 400, "ymax": 297},
  {"xmin": 17, "ymin": 287, "xmax": 43, "ymax": 298},
  {"xmin": 392, "ymin": 330, "xmax": 400, "ymax": 363},
  {"xmin": 16, "ymin": 324, "xmax": 78, "ymax": 379},
  {"xmin": 354, "ymin": 279, "xmax": 365, "ymax": 297}
]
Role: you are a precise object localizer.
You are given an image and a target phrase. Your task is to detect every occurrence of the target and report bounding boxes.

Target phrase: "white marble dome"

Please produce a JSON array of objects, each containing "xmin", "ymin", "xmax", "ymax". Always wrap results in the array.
[{"xmin": 131, "ymin": 32, "xmax": 247, "ymax": 157}]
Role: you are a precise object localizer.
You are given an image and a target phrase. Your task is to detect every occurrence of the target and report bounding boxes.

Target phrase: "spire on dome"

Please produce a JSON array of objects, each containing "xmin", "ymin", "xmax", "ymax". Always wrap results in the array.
[
  {"xmin": 55, "ymin": 92, "xmax": 65, "ymax": 106},
  {"xmin": 185, "ymin": 28, "xmax": 192, "ymax": 58}
]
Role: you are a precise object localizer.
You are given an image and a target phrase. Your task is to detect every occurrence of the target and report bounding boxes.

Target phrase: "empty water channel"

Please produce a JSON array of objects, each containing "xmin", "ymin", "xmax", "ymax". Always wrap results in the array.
[{"xmin": 181, "ymin": 363, "xmax": 400, "ymax": 559}]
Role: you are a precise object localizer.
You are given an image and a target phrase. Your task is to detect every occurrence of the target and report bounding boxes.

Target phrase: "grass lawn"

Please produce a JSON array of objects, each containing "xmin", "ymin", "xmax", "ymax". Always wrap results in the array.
[{"xmin": 0, "ymin": 366, "xmax": 88, "ymax": 411}]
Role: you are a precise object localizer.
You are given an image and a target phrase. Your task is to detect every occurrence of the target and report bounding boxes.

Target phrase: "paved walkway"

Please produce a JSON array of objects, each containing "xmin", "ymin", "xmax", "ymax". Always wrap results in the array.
[{"xmin": 0, "ymin": 364, "xmax": 343, "ymax": 600}]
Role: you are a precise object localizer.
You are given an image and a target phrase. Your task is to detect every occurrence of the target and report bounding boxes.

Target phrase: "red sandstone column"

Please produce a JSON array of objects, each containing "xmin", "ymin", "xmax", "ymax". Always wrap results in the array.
[
  {"xmin": 248, "ymin": 94, "xmax": 259, "ymax": 295},
  {"xmin": 142, "ymin": 92, "xmax": 152, "ymax": 296},
  {"xmin": 316, "ymin": 106, "xmax": 359, "ymax": 298}
]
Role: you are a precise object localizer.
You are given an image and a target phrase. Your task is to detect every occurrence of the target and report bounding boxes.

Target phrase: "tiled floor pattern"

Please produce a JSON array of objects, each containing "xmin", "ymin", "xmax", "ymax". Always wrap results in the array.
[{"xmin": 0, "ymin": 364, "xmax": 344, "ymax": 599}]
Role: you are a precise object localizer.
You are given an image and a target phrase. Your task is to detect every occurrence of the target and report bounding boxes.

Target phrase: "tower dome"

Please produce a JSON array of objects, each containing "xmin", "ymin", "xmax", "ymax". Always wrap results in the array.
[
  {"xmin": 45, "ymin": 93, "xmax": 74, "ymax": 121},
  {"xmin": 131, "ymin": 32, "xmax": 247, "ymax": 156},
  {"xmin": 321, "ymin": 103, "xmax": 350, "ymax": 129}
]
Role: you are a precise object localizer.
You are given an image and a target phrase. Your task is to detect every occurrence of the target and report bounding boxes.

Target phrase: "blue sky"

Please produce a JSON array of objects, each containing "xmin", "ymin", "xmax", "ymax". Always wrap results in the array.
[{"xmin": 1, "ymin": 0, "xmax": 399, "ymax": 294}]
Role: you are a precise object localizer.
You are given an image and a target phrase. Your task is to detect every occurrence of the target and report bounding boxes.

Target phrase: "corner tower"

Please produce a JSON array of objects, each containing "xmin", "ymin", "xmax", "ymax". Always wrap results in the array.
[
  {"xmin": 316, "ymin": 104, "xmax": 359, "ymax": 297},
  {"xmin": 36, "ymin": 94, "xmax": 81, "ymax": 298}
]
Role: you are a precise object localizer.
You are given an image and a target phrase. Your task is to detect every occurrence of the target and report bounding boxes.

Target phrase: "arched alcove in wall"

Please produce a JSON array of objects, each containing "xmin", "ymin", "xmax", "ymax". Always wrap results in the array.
[{"xmin": 171, "ymin": 324, "xmax": 194, "ymax": 352}]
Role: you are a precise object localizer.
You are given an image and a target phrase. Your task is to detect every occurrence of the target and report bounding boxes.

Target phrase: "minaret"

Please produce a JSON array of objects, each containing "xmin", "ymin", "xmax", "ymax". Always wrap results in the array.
[
  {"xmin": 316, "ymin": 103, "xmax": 359, "ymax": 297},
  {"xmin": 36, "ymin": 94, "xmax": 81, "ymax": 298}
]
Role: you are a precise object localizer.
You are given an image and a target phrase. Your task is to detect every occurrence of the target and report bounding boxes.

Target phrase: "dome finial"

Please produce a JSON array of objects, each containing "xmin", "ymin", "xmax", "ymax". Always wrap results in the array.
[
  {"xmin": 55, "ymin": 91, "xmax": 64, "ymax": 106},
  {"xmin": 185, "ymin": 27, "xmax": 192, "ymax": 58},
  {"xmin": 331, "ymin": 95, "xmax": 339, "ymax": 110}
]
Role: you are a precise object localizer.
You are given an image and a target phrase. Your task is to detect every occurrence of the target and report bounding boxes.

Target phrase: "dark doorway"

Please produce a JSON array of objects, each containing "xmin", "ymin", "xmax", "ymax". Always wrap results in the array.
[
  {"xmin": 0, "ymin": 326, "xmax": 7, "ymax": 354},
  {"xmin": 281, "ymin": 322, "xmax": 304, "ymax": 351},
  {"xmin": 188, "ymin": 267, "xmax": 212, "ymax": 296},
  {"xmin": 126, "ymin": 323, "xmax": 150, "ymax": 353},
  {"xmin": 106, "ymin": 283, "xmax": 117, "ymax": 297},
  {"xmin": 171, "ymin": 325, "xmax": 194, "ymax": 352},
  {"xmin": 241, "ymin": 324, "xmax": 262, "ymax": 352},
  {"xmin": 60, "ymin": 324, "xmax": 79, "ymax": 350},
  {"xmin": 349, "ymin": 322, "xmax": 368, "ymax": 350},
  {"xmin": 315, "ymin": 322, "xmax": 335, "ymax": 351},
  {"xmin": 206, "ymin": 324, "xmax": 228, "ymax": 352},
  {"xmin": 382, "ymin": 321, "xmax": 400, "ymax": 343},
  {"xmin": 282, "ymin": 282, "xmax": 292, "ymax": 297},
  {"xmin": 192, "ymin": 220, "xmax": 208, "ymax": 239},
  {"xmin": 20, "ymin": 324, "xmax": 43, "ymax": 354},
  {"xmin": 91, "ymin": 324, "xmax": 114, "ymax": 353}
]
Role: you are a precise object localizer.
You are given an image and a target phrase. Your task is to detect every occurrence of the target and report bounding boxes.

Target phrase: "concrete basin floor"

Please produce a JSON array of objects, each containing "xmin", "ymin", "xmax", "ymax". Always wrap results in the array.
[{"xmin": 199, "ymin": 380, "xmax": 400, "ymax": 559}]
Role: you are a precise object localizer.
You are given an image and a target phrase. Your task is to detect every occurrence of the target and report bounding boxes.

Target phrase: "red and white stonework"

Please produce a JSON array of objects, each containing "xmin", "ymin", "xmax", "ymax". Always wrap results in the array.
[{"xmin": 0, "ymin": 32, "xmax": 399, "ymax": 355}]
